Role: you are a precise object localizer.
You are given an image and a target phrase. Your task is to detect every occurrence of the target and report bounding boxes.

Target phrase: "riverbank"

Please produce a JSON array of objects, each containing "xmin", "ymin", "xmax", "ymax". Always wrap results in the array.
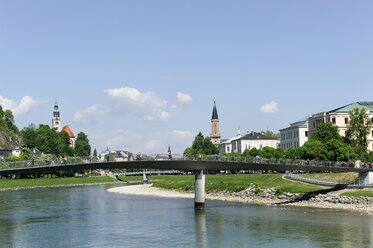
[{"xmin": 108, "ymin": 184, "xmax": 373, "ymax": 213}]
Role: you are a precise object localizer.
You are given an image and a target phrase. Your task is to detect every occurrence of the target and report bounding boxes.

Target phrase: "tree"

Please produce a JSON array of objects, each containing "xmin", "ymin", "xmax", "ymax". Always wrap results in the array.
[
  {"xmin": 298, "ymin": 139, "xmax": 322, "ymax": 160},
  {"xmin": 260, "ymin": 130, "xmax": 280, "ymax": 140},
  {"xmin": 20, "ymin": 148, "xmax": 33, "ymax": 161},
  {"xmin": 316, "ymin": 139, "xmax": 357, "ymax": 162},
  {"xmin": 3, "ymin": 109, "xmax": 18, "ymax": 132},
  {"xmin": 21, "ymin": 124, "xmax": 37, "ymax": 148},
  {"xmin": 75, "ymin": 132, "xmax": 91, "ymax": 156},
  {"xmin": 285, "ymin": 147, "xmax": 300, "ymax": 159},
  {"xmin": 345, "ymin": 108, "xmax": 372, "ymax": 154},
  {"xmin": 184, "ymin": 132, "xmax": 219, "ymax": 155},
  {"xmin": 93, "ymin": 148, "xmax": 98, "ymax": 158},
  {"xmin": 310, "ymin": 122, "xmax": 342, "ymax": 143}
]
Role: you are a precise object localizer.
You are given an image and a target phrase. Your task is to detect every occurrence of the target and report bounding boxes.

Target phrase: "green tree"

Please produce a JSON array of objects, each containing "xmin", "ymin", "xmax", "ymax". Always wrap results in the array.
[
  {"xmin": 75, "ymin": 132, "xmax": 91, "ymax": 156},
  {"xmin": 3, "ymin": 109, "xmax": 18, "ymax": 132},
  {"xmin": 19, "ymin": 148, "xmax": 33, "ymax": 161},
  {"xmin": 93, "ymin": 148, "xmax": 98, "ymax": 158},
  {"xmin": 0, "ymin": 105, "xmax": 4, "ymax": 119},
  {"xmin": 21, "ymin": 124, "xmax": 37, "ymax": 148},
  {"xmin": 315, "ymin": 139, "xmax": 357, "ymax": 161},
  {"xmin": 260, "ymin": 130, "xmax": 280, "ymax": 140},
  {"xmin": 285, "ymin": 147, "xmax": 300, "ymax": 159},
  {"xmin": 345, "ymin": 108, "xmax": 372, "ymax": 154},
  {"xmin": 57, "ymin": 131, "xmax": 75, "ymax": 156},
  {"xmin": 184, "ymin": 132, "xmax": 219, "ymax": 155},
  {"xmin": 310, "ymin": 122, "xmax": 342, "ymax": 143},
  {"xmin": 298, "ymin": 139, "xmax": 322, "ymax": 160}
]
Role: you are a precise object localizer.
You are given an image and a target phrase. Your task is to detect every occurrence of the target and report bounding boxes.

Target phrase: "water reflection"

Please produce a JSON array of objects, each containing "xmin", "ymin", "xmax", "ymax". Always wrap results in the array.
[
  {"xmin": 195, "ymin": 210, "xmax": 207, "ymax": 248},
  {"xmin": 1, "ymin": 186, "xmax": 373, "ymax": 248}
]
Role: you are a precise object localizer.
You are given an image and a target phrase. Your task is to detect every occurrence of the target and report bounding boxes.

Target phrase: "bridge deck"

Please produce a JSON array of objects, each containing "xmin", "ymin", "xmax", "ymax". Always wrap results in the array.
[{"xmin": 0, "ymin": 160, "xmax": 369, "ymax": 176}]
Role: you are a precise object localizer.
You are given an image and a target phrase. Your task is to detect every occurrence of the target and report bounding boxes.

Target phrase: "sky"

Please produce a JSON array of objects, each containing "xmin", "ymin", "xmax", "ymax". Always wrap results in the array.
[{"xmin": 1, "ymin": 0, "xmax": 373, "ymax": 154}]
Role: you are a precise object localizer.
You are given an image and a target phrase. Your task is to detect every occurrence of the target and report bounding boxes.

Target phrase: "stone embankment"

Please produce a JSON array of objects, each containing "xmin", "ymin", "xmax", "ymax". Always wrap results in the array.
[{"xmin": 205, "ymin": 183, "xmax": 373, "ymax": 213}]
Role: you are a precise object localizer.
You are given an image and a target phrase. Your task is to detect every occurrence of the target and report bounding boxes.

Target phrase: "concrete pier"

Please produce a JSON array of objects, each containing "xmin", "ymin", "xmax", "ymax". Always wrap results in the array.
[
  {"xmin": 358, "ymin": 171, "xmax": 373, "ymax": 185},
  {"xmin": 195, "ymin": 170, "xmax": 205, "ymax": 210},
  {"xmin": 143, "ymin": 169, "xmax": 148, "ymax": 184}
]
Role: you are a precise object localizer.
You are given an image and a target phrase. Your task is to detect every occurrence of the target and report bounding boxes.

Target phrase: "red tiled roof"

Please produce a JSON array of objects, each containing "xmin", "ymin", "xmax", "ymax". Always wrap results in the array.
[{"xmin": 62, "ymin": 125, "xmax": 75, "ymax": 138}]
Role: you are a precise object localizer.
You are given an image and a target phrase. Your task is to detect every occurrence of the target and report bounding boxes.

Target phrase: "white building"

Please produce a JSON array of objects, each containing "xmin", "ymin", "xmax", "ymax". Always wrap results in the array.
[
  {"xmin": 220, "ymin": 131, "xmax": 279, "ymax": 154},
  {"xmin": 308, "ymin": 102, "xmax": 373, "ymax": 151},
  {"xmin": 279, "ymin": 116, "xmax": 309, "ymax": 150},
  {"xmin": 219, "ymin": 134, "xmax": 243, "ymax": 154}
]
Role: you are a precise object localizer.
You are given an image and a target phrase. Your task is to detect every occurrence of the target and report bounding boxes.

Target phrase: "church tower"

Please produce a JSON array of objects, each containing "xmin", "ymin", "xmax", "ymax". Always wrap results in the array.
[
  {"xmin": 52, "ymin": 99, "xmax": 61, "ymax": 132},
  {"xmin": 210, "ymin": 99, "xmax": 221, "ymax": 145}
]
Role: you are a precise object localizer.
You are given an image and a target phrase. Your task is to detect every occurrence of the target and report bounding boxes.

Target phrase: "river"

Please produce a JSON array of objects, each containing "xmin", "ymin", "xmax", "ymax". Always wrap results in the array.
[{"xmin": 0, "ymin": 185, "xmax": 372, "ymax": 247}]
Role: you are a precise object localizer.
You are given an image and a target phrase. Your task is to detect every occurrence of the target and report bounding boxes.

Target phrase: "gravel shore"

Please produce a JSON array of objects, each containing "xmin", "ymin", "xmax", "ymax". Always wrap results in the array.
[{"xmin": 107, "ymin": 184, "xmax": 373, "ymax": 214}]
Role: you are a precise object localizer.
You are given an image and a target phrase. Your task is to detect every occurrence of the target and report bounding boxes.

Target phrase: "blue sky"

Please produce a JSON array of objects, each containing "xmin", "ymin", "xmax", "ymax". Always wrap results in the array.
[{"xmin": 1, "ymin": 0, "xmax": 373, "ymax": 154}]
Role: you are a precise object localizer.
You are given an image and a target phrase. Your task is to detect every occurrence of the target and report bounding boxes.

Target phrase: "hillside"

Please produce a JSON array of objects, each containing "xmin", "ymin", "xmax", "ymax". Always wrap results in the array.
[{"xmin": 0, "ymin": 118, "xmax": 22, "ymax": 150}]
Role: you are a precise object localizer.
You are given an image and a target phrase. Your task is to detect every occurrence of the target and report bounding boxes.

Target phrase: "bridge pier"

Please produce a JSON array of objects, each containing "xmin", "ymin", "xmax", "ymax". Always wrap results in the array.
[
  {"xmin": 358, "ymin": 171, "xmax": 373, "ymax": 185},
  {"xmin": 143, "ymin": 169, "xmax": 148, "ymax": 184},
  {"xmin": 195, "ymin": 170, "xmax": 205, "ymax": 210}
]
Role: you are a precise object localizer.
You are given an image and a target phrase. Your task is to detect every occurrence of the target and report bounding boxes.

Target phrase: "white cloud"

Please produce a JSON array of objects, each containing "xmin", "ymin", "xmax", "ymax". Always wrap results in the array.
[
  {"xmin": 145, "ymin": 139, "xmax": 162, "ymax": 151},
  {"xmin": 105, "ymin": 87, "xmax": 168, "ymax": 109},
  {"xmin": 170, "ymin": 130, "xmax": 195, "ymax": 140},
  {"xmin": 260, "ymin": 101, "xmax": 279, "ymax": 114},
  {"xmin": 104, "ymin": 87, "xmax": 192, "ymax": 122},
  {"xmin": 73, "ymin": 104, "xmax": 108, "ymax": 122},
  {"xmin": 105, "ymin": 130, "xmax": 142, "ymax": 147},
  {"xmin": 0, "ymin": 95, "xmax": 38, "ymax": 117}
]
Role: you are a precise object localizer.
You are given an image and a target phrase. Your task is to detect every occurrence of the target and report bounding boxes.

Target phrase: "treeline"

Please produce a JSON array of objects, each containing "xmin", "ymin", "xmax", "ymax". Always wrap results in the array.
[
  {"xmin": 0, "ymin": 105, "xmax": 91, "ymax": 161},
  {"xmin": 227, "ymin": 122, "xmax": 373, "ymax": 162},
  {"xmin": 21, "ymin": 124, "xmax": 91, "ymax": 157}
]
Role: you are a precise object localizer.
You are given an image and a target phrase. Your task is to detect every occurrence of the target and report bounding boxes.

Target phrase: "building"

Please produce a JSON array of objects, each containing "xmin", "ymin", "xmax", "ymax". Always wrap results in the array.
[
  {"xmin": 61, "ymin": 125, "xmax": 75, "ymax": 148},
  {"xmin": 52, "ymin": 100, "xmax": 76, "ymax": 148},
  {"xmin": 235, "ymin": 131, "xmax": 279, "ymax": 153},
  {"xmin": 307, "ymin": 102, "xmax": 373, "ymax": 151},
  {"xmin": 220, "ymin": 131, "xmax": 279, "ymax": 154},
  {"xmin": 52, "ymin": 100, "xmax": 61, "ymax": 132},
  {"xmin": 210, "ymin": 99, "xmax": 221, "ymax": 145},
  {"xmin": 219, "ymin": 130, "xmax": 243, "ymax": 154},
  {"xmin": 279, "ymin": 116, "xmax": 310, "ymax": 150}
]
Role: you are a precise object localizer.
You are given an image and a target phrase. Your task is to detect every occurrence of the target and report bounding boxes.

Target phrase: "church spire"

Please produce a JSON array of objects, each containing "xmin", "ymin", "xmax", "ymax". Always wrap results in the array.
[
  {"xmin": 210, "ymin": 98, "xmax": 221, "ymax": 145},
  {"xmin": 52, "ymin": 98, "xmax": 61, "ymax": 132},
  {"xmin": 212, "ymin": 98, "xmax": 218, "ymax": 120}
]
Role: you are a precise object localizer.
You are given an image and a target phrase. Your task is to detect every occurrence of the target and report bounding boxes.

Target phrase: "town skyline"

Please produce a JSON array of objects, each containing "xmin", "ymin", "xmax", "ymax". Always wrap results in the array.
[{"xmin": 2, "ymin": 1, "xmax": 373, "ymax": 153}]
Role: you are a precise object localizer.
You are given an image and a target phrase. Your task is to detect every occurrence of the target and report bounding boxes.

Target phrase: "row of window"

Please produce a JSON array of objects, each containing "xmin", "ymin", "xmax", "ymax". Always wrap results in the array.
[
  {"xmin": 281, "ymin": 142, "xmax": 299, "ymax": 149},
  {"xmin": 281, "ymin": 131, "xmax": 307, "ymax": 140}
]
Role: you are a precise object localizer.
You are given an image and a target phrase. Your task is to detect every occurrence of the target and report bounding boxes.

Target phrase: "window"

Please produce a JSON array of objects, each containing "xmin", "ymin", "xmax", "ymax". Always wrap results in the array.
[
  {"xmin": 227, "ymin": 146, "xmax": 230, "ymax": 152},
  {"xmin": 305, "ymin": 131, "xmax": 308, "ymax": 137},
  {"xmin": 345, "ymin": 118, "xmax": 349, "ymax": 124},
  {"xmin": 260, "ymin": 144, "xmax": 262, "ymax": 149},
  {"xmin": 332, "ymin": 117, "xmax": 336, "ymax": 124}
]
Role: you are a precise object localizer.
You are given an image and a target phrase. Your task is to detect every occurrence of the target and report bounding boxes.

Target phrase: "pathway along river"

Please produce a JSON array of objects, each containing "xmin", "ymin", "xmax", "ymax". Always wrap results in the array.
[{"xmin": 0, "ymin": 184, "xmax": 373, "ymax": 247}]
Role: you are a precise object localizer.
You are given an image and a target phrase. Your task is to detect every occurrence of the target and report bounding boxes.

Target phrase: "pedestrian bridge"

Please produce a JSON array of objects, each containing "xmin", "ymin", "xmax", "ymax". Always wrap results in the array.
[
  {"xmin": 0, "ymin": 155, "xmax": 370, "ymax": 175},
  {"xmin": 1, "ymin": 155, "xmax": 372, "ymax": 210}
]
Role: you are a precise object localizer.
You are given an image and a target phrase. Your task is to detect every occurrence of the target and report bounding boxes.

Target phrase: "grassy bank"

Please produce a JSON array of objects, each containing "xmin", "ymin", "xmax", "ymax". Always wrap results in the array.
[
  {"xmin": 302, "ymin": 172, "xmax": 358, "ymax": 184},
  {"xmin": 0, "ymin": 176, "xmax": 118, "ymax": 189},
  {"xmin": 150, "ymin": 174, "xmax": 329, "ymax": 194},
  {"xmin": 340, "ymin": 190, "xmax": 373, "ymax": 197}
]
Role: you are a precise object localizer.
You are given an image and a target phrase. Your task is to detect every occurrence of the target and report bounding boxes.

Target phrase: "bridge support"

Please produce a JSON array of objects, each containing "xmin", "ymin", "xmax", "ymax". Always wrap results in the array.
[
  {"xmin": 358, "ymin": 171, "xmax": 373, "ymax": 185},
  {"xmin": 143, "ymin": 169, "xmax": 148, "ymax": 184},
  {"xmin": 195, "ymin": 170, "xmax": 205, "ymax": 210}
]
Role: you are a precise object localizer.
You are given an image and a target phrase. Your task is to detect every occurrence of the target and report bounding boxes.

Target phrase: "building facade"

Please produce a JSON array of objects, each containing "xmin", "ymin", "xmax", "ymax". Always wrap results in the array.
[
  {"xmin": 307, "ymin": 102, "xmax": 373, "ymax": 151},
  {"xmin": 279, "ymin": 116, "xmax": 309, "ymax": 150},
  {"xmin": 210, "ymin": 99, "xmax": 221, "ymax": 145},
  {"xmin": 52, "ymin": 100, "xmax": 61, "ymax": 132},
  {"xmin": 220, "ymin": 131, "xmax": 279, "ymax": 154}
]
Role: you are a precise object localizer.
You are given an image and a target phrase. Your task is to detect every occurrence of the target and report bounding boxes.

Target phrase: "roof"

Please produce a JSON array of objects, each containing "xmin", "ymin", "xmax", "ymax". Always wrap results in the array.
[
  {"xmin": 220, "ymin": 135, "xmax": 243, "ymax": 144},
  {"xmin": 237, "ymin": 131, "xmax": 278, "ymax": 141},
  {"xmin": 61, "ymin": 125, "xmax": 75, "ymax": 138},
  {"xmin": 212, "ymin": 100, "xmax": 218, "ymax": 119},
  {"xmin": 327, "ymin": 102, "xmax": 373, "ymax": 114}
]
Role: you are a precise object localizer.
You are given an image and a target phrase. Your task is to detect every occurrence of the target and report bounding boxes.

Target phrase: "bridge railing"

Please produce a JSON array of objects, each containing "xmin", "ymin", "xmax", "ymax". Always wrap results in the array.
[{"xmin": 0, "ymin": 153, "xmax": 368, "ymax": 171}]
